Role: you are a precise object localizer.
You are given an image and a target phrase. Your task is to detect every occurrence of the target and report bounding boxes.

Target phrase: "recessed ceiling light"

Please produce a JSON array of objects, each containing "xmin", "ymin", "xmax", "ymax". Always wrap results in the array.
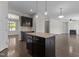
[{"xmin": 30, "ymin": 9, "xmax": 33, "ymax": 12}]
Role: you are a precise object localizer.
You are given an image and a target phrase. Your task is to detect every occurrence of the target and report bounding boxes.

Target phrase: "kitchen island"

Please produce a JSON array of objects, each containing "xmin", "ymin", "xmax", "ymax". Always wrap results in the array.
[{"xmin": 25, "ymin": 32, "xmax": 55, "ymax": 57}]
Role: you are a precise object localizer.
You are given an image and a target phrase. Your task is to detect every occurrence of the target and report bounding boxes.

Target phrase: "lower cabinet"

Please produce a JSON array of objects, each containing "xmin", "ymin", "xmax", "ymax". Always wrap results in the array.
[
  {"xmin": 32, "ymin": 37, "xmax": 45, "ymax": 57},
  {"xmin": 26, "ymin": 35, "xmax": 33, "ymax": 54},
  {"xmin": 21, "ymin": 32, "xmax": 26, "ymax": 41}
]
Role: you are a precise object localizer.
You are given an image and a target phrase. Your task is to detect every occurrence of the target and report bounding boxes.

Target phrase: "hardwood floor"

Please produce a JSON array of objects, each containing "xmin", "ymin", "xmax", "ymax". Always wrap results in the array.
[
  {"xmin": 56, "ymin": 34, "xmax": 79, "ymax": 57},
  {"xmin": 0, "ymin": 34, "xmax": 79, "ymax": 57},
  {"xmin": 1, "ymin": 35, "xmax": 31, "ymax": 57},
  {"xmin": 8, "ymin": 35, "xmax": 31, "ymax": 57}
]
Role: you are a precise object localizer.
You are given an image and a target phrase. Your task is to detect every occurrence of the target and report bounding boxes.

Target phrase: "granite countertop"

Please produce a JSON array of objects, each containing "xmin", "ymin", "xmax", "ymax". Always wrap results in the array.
[{"xmin": 26, "ymin": 32, "xmax": 55, "ymax": 38}]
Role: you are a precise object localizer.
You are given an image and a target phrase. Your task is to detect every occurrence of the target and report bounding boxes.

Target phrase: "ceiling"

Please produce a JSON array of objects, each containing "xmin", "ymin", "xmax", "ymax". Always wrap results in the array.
[{"xmin": 8, "ymin": 1, "xmax": 79, "ymax": 20}]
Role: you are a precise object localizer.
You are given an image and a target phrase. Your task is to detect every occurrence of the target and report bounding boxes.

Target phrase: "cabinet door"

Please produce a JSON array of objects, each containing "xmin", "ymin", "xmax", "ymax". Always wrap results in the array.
[
  {"xmin": 26, "ymin": 35, "xmax": 32, "ymax": 49},
  {"xmin": 21, "ymin": 16, "xmax": 32, "ymax": 27},
  {"xmin": 32, "ymin": 36, "xmax": 45, "ymax": 57},
  {"xmin": 45, "ymin": 36, "xmax": 55, "ymax": 57},
  {"xmin": 50, "ymin": 36, "xmax": 55, "ymax": 57}
]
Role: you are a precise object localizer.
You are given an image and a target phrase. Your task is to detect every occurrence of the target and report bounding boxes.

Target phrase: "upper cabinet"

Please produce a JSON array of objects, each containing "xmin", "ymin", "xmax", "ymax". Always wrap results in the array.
[{"xmin": 21, "ymin": 16, "xmax": 33, "ymax": 27}]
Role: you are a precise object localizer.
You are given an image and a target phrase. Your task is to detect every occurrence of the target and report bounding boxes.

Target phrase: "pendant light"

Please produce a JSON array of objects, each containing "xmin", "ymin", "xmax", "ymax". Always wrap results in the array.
[
  {"xmin": 35, "ymin": 1, "xmax": 39, "ymax": 32},
  {"xmin": 44, "ymin": 1, "xmax": 49, "ymax": 21},
  {"xmin": 44, "ymin": 1, "xmax": 48, "ymax": 16},
  {"xmin": 58, "ymin": 8, "xmax": 64, "ymax": 18},
  {"xmin": 30, "ymin": 9, "xmax": 33, "ymax": 12},
  {"xmin": 35, "ymin": 1, "xmax": 39, "ymax": 18}
]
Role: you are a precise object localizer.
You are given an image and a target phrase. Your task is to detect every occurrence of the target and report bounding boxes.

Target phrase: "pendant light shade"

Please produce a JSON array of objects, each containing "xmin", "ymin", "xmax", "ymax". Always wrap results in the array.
[
  {"xmin": 35, "ymin": 15, "xmax": 39, "ymax": 18},
  {"xmin": 35, "ymin": 1, "xmax": 39, "ymax": 18},
  {"xmin": 58, "ymin": 15, "xmax": 64, "ymax": 18},
  {"xmin": 44, "ymin": 11, "xmax": 48, "ymax": 15},
  {"xmin": 58, "ymin": 8, "xmax": 64, "ymax": 18},
  {"xmin": 30, "ymin": 9, "xmax": 33, "ymax": 12},
  {"xmin": 44, "ymin": 1, "xmax": 48, "ymax": 16}
]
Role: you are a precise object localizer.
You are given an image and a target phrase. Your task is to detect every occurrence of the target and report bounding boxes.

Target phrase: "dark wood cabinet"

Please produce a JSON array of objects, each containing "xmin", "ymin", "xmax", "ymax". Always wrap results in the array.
[
  {"xmin": 21, "ymin": 31, "xmax": 26, "ymax": 41},
  {"xmin": 21, "ymin": 31, "xmax": 34, "ymax": 41},
  {"xmin": 21, "ymin": 16, "xmax": 32, "ymax": 27},
  {"xmin": 32, "ymin": 37, "xmax": 45, "ymax": 57},
  {"xmin": 26, "ymin": 34, "xmax": 55, "ymax": 57}
]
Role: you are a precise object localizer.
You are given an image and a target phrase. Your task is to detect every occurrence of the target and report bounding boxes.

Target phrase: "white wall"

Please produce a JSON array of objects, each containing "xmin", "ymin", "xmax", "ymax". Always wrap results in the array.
[
  {"xmin": 50, "ymin": 19, "xmax": 68, "ymax": 34},
  {"xmin": 0, "ymin": 2, "xmax": 8, "ymax": 51},
  {"xmin": 21, "ymin": 27, "xmax": 33, "ymax": 32},
  {"xmin": 33, "ymin": 13, "xmax": 68, "ymax": 34},
  {"xmin": 33, "ymin": 13, "xmax": 45, "ymax": 33},
  {"xmin": 68, "ymin": 21, "xmax": 79, "ymax": 34}
]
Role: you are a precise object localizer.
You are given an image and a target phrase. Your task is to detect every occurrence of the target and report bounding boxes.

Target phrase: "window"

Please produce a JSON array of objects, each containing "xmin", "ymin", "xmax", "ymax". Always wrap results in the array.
[
  {"xmin": 8, "ymin": 21, "xmax": 16, "ymax": 31},
  {"xmin": 8, "ymin": 13, "xmax": 19, "ymax": 31}
]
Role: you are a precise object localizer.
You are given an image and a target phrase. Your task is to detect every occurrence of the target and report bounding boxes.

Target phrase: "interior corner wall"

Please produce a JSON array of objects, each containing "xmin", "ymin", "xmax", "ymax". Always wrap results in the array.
[{"xmin": 0, "ymin": 2, "xmax": 8, "ymax": 51}]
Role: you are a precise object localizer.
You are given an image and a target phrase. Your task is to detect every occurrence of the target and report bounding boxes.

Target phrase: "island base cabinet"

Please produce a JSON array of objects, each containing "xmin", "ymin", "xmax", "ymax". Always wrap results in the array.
[
  {"xmin": 26, "ymin": 34, "xmax": 55, "ymax": 57},
  {"xmin": 32, "ymin": 37, "xmax": 45, "ymax": 57}
]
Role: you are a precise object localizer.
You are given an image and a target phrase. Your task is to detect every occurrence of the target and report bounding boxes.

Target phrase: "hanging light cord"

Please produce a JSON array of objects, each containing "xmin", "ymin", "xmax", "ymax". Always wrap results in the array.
[
  {"xmin": 35, "ymin": 1, "xmax": 38, "ymax": 32},
  {"xmin": 45, "ymin": 1, "xmax": 47, "ymax": 12},
  {"xmin": 60, "ymin": 8, "xmax": 63, "ymax": 15},
  {"xmin": 36, "ymin": 1, "xmax": 38, "ymax": 13}
]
